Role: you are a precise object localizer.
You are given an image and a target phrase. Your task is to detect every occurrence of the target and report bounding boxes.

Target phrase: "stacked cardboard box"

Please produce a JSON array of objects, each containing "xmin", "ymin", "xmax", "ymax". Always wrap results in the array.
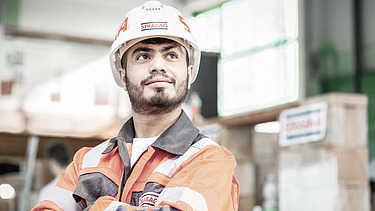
[
  {"xmin": 278, "ymin": 93, "xmax": 370, "ymax": 211},
  {"xmin": 220, "ymin": 125, "xmax": 256, "ymax": 211}
]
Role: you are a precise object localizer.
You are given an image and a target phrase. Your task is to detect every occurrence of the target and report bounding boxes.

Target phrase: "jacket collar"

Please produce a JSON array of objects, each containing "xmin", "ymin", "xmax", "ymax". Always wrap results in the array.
[{"xmin": 116, "ymin": 110, "xmax": 200, "ymax": 156}]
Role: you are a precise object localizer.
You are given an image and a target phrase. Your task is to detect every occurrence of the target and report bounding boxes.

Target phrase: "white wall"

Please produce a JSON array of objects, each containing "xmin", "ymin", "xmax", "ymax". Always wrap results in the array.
[{"xmin": 18, "ymin": 0, "xmax": 130, "ymax": 40}]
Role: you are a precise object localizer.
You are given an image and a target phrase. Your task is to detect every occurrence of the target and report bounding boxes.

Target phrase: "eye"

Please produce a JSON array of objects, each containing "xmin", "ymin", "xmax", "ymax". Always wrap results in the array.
[
  {"xmin": 136, "ymin": 54, "xmax": 150, "ymax": 60},
  {"xmin": 166, "ymin": 53, "xmax": 178, "ymax": 59}
]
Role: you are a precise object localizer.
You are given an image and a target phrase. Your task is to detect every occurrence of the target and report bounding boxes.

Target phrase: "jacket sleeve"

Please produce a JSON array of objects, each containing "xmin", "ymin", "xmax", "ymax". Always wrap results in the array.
[
  {"xmin": 32, "ymin": 147, "xmax": 91, "ymax": 211},
  {"xmin": 89, "ymin": 144, "xmax": 239, "ymax": 211}
]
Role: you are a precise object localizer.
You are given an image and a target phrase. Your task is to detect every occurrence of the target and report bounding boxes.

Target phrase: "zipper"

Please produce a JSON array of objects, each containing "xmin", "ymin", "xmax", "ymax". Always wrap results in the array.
[
  {"xmin": 118, "ymin": 149, "xmax": 147, "ymax": 202},
  {"xmin": 119, "ymin": 165, "xmax": 133, "ymax": 202}
]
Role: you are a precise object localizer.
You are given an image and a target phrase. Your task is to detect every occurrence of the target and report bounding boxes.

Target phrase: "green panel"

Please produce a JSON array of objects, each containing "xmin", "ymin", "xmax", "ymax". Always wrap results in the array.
[
  {"xmin": 306, "ymin": 42, "xmax": 355, "ymax": 97},
  {"xmin": 322, "ymin": 74, "xmax": 355, "ymax": 93},
  {"xmin": 1, "ymin": 0, "xmax": 20, "ymax": 25},
  {"xmin": 361, "ymin": 72, "xmax": 375, "ymax": 159}
]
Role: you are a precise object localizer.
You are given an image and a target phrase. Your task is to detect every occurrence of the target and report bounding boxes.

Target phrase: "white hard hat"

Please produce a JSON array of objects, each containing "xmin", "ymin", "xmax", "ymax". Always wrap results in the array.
[{"xmin": 109, "ymin": 0, "xmax": 201, "ymax": 87}]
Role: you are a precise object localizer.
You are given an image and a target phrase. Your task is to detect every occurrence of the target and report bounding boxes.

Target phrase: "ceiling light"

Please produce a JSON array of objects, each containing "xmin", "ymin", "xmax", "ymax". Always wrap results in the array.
[{"xmin": 254, "ymin": 121, "xmax": 280, "ymax": 133}]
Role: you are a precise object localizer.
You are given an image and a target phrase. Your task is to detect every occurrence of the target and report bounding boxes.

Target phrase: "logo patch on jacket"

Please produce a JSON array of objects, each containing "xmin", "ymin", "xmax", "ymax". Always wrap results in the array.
[{"xmin": 139, "ymin": 192, "xmax": 159, "ymax": 207}]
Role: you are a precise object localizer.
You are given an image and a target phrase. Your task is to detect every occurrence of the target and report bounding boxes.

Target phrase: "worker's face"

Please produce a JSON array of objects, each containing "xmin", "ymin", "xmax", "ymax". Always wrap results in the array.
[{"xmin": 119, "ymin": 40, "xmax": 193, "ymax": 115}]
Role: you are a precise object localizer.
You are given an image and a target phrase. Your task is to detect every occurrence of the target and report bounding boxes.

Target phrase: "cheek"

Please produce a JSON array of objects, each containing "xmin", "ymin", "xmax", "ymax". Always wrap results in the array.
[
  {"xmin": 174, "ymin": 64, "xmax": 189, "ymax": 78},
  {"xmin": 174, "ymin": 73, "xmax": 188, "ymax": 86},
  {"xmin": 126, "ymin": 68, "xmax": 143, "ymax": 82}
]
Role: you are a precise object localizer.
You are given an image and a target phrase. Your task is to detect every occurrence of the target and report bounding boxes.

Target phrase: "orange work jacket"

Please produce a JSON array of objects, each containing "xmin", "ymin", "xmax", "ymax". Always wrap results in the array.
[{"xmin": 33, "ymin": 111, "xmax": 239, "ymax": 211}]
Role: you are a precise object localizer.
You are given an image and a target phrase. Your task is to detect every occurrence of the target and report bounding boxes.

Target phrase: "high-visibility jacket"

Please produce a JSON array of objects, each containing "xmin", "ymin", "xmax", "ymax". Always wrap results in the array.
[{"xmin": 33, "ymin": 111, "xmax": 239, "ymax": 211}]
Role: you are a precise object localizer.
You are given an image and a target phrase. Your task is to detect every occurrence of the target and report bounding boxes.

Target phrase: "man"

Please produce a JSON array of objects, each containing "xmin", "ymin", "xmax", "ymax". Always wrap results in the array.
[{"xmin": 33, "ymin": 1, "xmax": 239, "ymax": 210}]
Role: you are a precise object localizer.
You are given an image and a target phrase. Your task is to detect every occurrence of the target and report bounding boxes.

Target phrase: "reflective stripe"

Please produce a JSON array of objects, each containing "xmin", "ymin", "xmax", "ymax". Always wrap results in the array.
[
  {"xmin": 40, "ymin": 186, "xmax": 85, "ymax": 211},
  {"xmin": 154, "ymin": 138, "xmax": 217, "ymax": 177},
  {"xmin": 82, "ymin": 140, "xmax": 110, "ymax": 169},
  {"xmin": 104, "ymin": 201, "xmax": 129, "ymax": 211},
  {"xmin": 156, "ymin": 187, "xmax": 208, "ymax": 211}
]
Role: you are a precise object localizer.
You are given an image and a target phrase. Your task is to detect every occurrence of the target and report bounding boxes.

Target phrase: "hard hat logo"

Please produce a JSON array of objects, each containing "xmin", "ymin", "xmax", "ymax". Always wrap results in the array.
[
  {"xmin": 141, "ymin": 22, "xmax": 168, "ymax": 31},
  {"xmin": 109, "ymin": 0, "xmax": 201, "ymax": 87},
  {"xmin": 116, "ymin": 17, "xmax": 129, "ymax": 39},
  {"xmin": 178, "ymin": 16, "xmax": 190, "ymax": 33}
]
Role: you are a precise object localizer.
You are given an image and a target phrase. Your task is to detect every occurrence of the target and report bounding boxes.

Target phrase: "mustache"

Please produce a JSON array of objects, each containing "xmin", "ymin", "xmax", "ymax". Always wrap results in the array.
[{"xmin": 140, "ymin": 73, "xmax": 176, "ymax": 85}]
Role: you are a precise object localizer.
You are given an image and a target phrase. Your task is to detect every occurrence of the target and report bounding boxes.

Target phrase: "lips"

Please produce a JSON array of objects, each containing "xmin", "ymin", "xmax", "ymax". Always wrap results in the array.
[{"xmin": 144, "ymin": 77, "xmax": 172, "ymax": 85}]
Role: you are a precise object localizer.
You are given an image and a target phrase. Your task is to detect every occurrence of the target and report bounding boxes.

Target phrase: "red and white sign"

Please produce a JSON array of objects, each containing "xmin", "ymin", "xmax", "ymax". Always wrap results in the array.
[{"xmin": 279, "ymin": 103, "xmax": 327, "ymax": 146}]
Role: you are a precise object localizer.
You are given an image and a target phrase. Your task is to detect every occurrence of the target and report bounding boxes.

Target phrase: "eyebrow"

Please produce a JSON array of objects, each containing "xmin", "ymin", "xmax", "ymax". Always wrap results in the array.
[
  {"xmin": 131, "ymin": 44, "xmax": 184, "ymax": 57},
  {"xmin": 161, "ymin": 44, "xmax": 184, "ymax": 53},
  {"xmin": 131, "ymin": 47, "xmax": 153, "ymax": 57}
]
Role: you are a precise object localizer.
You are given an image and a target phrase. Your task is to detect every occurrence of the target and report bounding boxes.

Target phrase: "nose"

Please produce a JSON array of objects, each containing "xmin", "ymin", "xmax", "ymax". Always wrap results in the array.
[{"xmin": 149, "ymin": 55, "xmax": 166, "ymax": 74}]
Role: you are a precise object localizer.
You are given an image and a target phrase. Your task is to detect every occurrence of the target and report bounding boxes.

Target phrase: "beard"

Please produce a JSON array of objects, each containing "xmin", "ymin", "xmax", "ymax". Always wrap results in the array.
[{"xmin": 125, "ymin": 73, "xmax": 189, "ymax": 115}]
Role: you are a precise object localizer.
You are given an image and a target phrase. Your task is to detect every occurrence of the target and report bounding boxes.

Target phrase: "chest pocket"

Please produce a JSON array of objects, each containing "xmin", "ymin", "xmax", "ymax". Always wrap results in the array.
[{"xmin": 131, "ymin": 182, "xmax": 165, "ymax": 207}]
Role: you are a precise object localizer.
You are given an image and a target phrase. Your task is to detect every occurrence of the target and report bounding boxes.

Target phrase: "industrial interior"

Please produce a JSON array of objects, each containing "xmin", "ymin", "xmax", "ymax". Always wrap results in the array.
[{"xmin": 0, "ymin": 0, "xmax": 374, "ymax": 210}]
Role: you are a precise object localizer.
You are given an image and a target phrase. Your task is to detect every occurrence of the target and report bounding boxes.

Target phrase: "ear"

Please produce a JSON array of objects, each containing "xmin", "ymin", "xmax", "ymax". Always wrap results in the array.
[
  {"xmin": 187, "ymin": 65, "xmax": 194, "ymax": 89},
  {"xmin": 118, "ymin": 68, "xmax": 128, "ymax": 91}
]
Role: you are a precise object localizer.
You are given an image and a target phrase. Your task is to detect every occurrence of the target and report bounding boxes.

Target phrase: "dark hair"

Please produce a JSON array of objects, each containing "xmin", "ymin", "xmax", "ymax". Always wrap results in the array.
[
  {"xmin": 120, "ymin": 38, "xmax": 189, "ymax": 69},
  {"xmin": 46, "ymin": 142, "xmax": 71, "ymax": 167}
]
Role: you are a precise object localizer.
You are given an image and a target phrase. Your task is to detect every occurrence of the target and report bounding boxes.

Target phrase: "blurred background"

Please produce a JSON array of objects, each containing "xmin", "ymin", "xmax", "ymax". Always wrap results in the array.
[{"xmin": 0, "ymin": 0, "xmax": 374, "ymax": 210}]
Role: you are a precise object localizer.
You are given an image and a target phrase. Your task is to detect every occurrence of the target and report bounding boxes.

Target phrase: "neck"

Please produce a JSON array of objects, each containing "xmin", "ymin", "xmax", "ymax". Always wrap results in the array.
[{"xmin": 132, "ymin": 106, "xmax": 182, "ymax": 138}]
